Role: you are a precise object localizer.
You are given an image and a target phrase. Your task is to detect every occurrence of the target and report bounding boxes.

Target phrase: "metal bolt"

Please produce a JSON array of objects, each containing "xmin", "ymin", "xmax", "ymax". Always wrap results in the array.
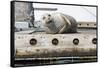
[
  {"xmin": 30, "ymin": 38, "xmax": 37, "ymax": 45},
  {"xmin": 92, "ymin": 38, "xmax": 97, "ymax": 44},
  {"xmin": 52, "ymin": 38, "xmax": 59, "ymax": 45},
  {"xmin": 73, "ymin": 38, "xmax": 79, "ymax": 45}
]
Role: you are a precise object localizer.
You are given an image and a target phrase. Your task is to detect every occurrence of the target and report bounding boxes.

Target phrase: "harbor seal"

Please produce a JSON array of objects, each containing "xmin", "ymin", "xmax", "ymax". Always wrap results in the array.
[{"xmin": 41, "ymin": 13, "xmax": 77, "ymax": 34}]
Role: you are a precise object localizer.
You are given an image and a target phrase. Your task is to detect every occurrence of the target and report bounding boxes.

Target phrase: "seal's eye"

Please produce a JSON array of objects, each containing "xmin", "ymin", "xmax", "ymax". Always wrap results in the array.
[
  {"xmin": 43, "ymin": 17, "xmax": 46, "ymax": 20},
  {"xmin": 48, "ymin": 14, "xmax": 51, "ymax": 17}
]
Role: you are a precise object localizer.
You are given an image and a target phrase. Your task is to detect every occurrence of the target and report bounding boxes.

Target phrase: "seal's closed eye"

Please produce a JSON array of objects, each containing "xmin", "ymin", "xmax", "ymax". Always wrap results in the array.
[{"xmin": 48, "ymin": 14, "xmax": 51, "ymax": 17}]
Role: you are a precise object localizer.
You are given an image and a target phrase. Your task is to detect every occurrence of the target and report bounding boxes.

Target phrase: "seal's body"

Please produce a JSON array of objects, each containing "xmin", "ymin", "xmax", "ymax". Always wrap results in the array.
[{"xmin": 41, "ymin": 13, "xmax": 77, "ymax": 34}]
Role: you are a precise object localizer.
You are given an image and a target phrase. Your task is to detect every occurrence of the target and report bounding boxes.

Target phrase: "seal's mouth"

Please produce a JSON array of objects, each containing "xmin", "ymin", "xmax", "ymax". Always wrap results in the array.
[{"xmin": 47, "ymin": 20, "xmax": 52, "ymax": 24}]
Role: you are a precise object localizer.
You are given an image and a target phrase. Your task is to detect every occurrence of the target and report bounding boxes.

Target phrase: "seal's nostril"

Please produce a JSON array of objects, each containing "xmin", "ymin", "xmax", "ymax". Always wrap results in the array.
[
  {"xmin": 49, "ymin": 20, "xmax": 52, "ymax": 22},
  {"xmin": 43, "ymin": 17, "xmax": 46, "ymax": 20}
]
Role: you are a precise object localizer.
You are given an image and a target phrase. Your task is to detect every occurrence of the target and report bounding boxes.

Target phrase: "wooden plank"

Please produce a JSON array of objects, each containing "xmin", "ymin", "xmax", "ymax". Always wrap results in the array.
[
  {"xmin": 77, "ymin": 21, "xmax": 96, "ymax": 28},
  {"xmin": 15, "ymin": 30, "xmax": 97, "ymax": 58}
]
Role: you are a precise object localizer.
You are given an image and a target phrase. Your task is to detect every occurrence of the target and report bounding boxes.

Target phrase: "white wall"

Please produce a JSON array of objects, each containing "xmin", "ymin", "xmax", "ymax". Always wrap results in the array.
[{"xmin": 33, "ymin": 3, "xmax": 96, "ymax": 22}]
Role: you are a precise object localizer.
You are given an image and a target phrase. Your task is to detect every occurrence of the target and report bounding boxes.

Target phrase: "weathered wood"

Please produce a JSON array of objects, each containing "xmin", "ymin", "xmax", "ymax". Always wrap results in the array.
[
  {"xmin": 16, "ymin": 46, "xmax": 96, "ymax": 58},
  {"xmin": 15, "ymin": 56, "xmax": 97, "ymax": 60},
  {"xmin": 14, "ymin": 2, "xmax": 33, "ymax": 22},
  {"xmin": 77, "ymin": 21, "xmax": 96, "ymax": 28},
  {"xmin": 15, "ymin": 30, "xmax": 97, "ymax": 58}
]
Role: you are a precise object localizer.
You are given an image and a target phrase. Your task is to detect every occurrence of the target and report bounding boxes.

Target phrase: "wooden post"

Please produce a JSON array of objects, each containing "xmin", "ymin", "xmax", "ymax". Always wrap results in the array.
[{"xmin": 14, "ymin": 2, "xmax": 34, "ymax": 27}]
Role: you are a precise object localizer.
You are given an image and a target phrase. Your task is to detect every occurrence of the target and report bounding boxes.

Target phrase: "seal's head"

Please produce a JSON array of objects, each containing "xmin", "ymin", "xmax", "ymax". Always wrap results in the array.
[
  {"xmin": 41, "ymin": 13, "xmax": 58, "ymax": 34},
  {"xmin": 41, "ymin": 13, "xmax": 53, "ymax": 26}
]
